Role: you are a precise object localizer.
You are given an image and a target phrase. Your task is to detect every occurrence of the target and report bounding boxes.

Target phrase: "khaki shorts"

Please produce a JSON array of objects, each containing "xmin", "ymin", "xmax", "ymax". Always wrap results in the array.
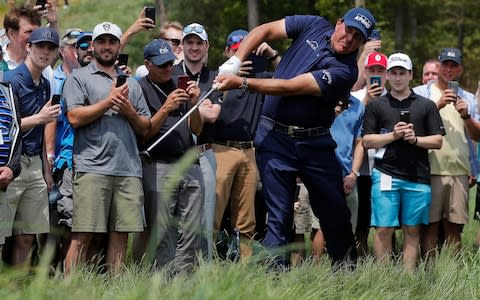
[
  {"xmin": 430, "ymin": 175, "xmax": 469, "ymax": 224},
  {"xmin": 1, "ymin": 155, "xmax": 49, "ymax": 237},
  {"xmin": 294, "ymin": 183, "xmax": 358, "ymax": 233},
  {"xmin": 72, "ymin": 172, "xmax": 144, "ymax": 233}
]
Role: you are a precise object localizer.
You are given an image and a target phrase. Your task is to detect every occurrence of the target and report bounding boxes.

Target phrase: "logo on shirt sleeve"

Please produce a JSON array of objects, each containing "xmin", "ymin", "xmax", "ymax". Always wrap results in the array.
[{"xmin": 322, "ymin": 70, "xmax": 332, "ymax": 85}]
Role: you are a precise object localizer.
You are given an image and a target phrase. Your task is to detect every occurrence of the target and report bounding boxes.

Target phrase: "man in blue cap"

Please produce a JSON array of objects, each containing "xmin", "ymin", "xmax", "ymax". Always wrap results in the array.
[
  {"xmin": 135, "ymin": 39, "xmax": 204, "ymax": 274},
  {"xmin": 3, "ymin": 26, "xmax": 60, "ymax": 266},
  {"xmin": 215, "ymin": 7, "xmax": 376, "ymax": 267}
]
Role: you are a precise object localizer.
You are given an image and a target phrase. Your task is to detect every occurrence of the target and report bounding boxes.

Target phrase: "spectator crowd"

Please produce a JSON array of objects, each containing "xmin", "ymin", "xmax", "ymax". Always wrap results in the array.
[{"xmin": 2, "ymin": 1, "xmax": 480, "ymax": 276}]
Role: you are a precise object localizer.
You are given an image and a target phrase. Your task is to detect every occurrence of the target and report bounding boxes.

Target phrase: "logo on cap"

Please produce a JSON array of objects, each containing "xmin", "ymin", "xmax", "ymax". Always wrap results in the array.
[
  {"xmin": 103, "ymin": 23, "xmax": 110, "ymax": 31},
  {"xmin": 42, "ymin": 30, "xmax": 53, "ymax": 39},
  {"xmin": 159, "ymin": 46, "xmax": 169, "ymax": 55},
  {"xmin": 354, "ymin": 14, "xmax": 373, "ymax": 29},
  {"xmin": 447, "ymin": 51, "xmax": 457, "ymax": 58}
]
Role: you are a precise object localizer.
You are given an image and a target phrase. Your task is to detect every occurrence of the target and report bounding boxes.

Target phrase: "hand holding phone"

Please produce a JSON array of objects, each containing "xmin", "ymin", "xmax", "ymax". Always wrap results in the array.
[
  {"xmin": 116, "ymin": 75, "xmax": 128, "ymax": 87},
  {"xmin": 177, "ymin": 75, "xmax": 190, "ymax": 91},
  {"xmin": 370, "ymin": 75, "xmax": 382, "ymax": 87}
]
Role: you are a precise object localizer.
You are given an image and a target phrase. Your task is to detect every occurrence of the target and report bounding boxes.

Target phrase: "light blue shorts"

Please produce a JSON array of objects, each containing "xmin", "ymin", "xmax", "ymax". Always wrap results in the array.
[{"xmin": 371, "ymin": 168, "xmax": 431, "ymax": 227}]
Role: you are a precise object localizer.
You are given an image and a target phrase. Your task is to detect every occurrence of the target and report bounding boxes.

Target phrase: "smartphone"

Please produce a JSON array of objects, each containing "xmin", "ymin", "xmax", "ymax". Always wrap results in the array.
[
  {"xmin": 246, "ymin": 52, "xmax": 267, "ymax": 76},
  {"xmin": 35, "ymin": 0, "xmax": 47, "ymax": 7},
  {"xmin": 51, "ymin": 94, "xmax": 61, "ymax": 105},
  {"xmin": 294, "ymin": 184, "xmax": 301, "ymax": 200},
  {"xmin": 177, "ymin": 75, "xmax": 190, "ymax": 90},
  {"xmin": 370, "ymin": 29, "xmax": 381, "ymax": 41},
  {"xmin": 399, "ymin": 110, "xmax": 411, "ymax": 123},
  {"xmin": 370, "ymin": 75, "xmax": 382, "ymax": 87},
  {"xmin": 116, "ymin": 75, "xmax": 128, "ymax": 87},
  {"xmin": 145, "ymin": 6, "xmax": 156, "ymax": 26},
  {"xmin": 448, "ymin": 80, "xmax": 459, "ymax": 96},
  {"xmin": 117, "ymin": 53, "xmax": 129, "ymax": 66}
]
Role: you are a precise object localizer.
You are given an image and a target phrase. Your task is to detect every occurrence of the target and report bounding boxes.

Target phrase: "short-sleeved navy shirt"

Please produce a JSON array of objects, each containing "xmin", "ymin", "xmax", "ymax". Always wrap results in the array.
[
  {"xmin": 4, "ymin": 63, "xmax": 50, "ymax": 155},
  {"xmin": 138, "ymin": 77, "xmax": 195, "ymax": 162},
  {"xmin": 362, "ymin": 91, "xmax": 446, "ymax": 184},
  {"xmin": 262, "ymin": 15, "xmax": 358, "ymax": 128}
]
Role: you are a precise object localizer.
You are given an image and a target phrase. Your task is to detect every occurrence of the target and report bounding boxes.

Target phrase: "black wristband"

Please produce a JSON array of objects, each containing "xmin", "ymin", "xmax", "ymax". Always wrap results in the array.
[
  {"xmin": 461, "ymin": 114, "xmax": 471, "ymax": 120},
  {"xmin": 413, "ymin": 137, "xmax": 418, "ymax": 145}
]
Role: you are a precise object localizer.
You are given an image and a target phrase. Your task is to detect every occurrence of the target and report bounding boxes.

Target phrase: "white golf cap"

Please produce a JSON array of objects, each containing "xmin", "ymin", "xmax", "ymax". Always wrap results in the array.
[
  {"xmin": 387, "ymin": 53, "xmax": 412, "ymax": 71},
  {"xmin": 93, "ymin": 22, "xmax": 122, "ymax": 41}
]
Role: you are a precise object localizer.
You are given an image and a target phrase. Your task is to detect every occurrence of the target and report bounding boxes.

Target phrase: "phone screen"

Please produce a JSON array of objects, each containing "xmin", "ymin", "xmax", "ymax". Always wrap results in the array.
[
  {"xmin": 118, "ymin": 53, "xmax": 129, "ymax": 66},
  {"xmin": 400, "ymin": 110, "xmax": 411, "ymax": 123},
  {"xmin": 370, "ymin": 75, "xmax": 382, "ymax": 87},
  {"xmin": 448, "ymin": 80, "xmax": 459, "ymax": 96},
  {"xmin": 145, "ymin": 6, "xmax": 156, "ymax": 25},
  {"xmin": 370, "ymin": 29, "xmax": 381, "ymax": 41},
  {"xmin": 177, "ymin": 75, "xmax": 189, "ymax": 90},
  {"xmin": 116, "ymin": 75, "xmax": 128, "ymax": 87},
  {"xmin": 246, "ymin": 53, "xmax": 266, "ymax": 76},
  {"xmin": 52, "ymin": 94, "xmax": 61, "ymax": 105}
]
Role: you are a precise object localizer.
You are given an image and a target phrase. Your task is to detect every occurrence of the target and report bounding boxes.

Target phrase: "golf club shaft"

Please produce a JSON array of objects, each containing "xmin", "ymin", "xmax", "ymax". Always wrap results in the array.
[{"xmin": 145, "ymin": 86, "xmax": 217, "ymax": 153}]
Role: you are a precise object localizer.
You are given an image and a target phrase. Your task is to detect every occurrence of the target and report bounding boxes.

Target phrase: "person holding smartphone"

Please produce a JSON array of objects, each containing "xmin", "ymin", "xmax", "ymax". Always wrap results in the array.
[
  {"xmin": 413, "ymin": 48, "xmax": 480, "ymax": 259},
  {"xmin": 63, "ymin": 22, "xmax": 151, "ymax": 274},
  {"xmin": 134, "ymin": 39, "xmax": 204, "ymax": 274},
  {"xmin": 363, "ymin": 53, "xmax": 445, "ymax": 271}
]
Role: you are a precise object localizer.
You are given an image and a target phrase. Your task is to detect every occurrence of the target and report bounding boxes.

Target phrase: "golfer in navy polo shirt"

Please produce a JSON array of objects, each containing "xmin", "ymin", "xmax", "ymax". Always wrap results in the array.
[{"xmin": 215, "ymin": 7, "xmax": 376, "ymax": 266}]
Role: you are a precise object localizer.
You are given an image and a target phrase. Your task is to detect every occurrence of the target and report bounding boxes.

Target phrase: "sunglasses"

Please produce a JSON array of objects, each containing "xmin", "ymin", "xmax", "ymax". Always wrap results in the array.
[
  {"xmin": 77, "ymin": 42, "xmax": 91, "ymax": 50},
  {"xmin": 183, "ymin": 25, "xmax": 205, "ymax": 34},
  {"xmin": 164, "ymin": 38, "xmax": 181, "ymax": 47},
  {"xmin": 154, "ymin": 61, "xmax": 174, "ymax": 69}
]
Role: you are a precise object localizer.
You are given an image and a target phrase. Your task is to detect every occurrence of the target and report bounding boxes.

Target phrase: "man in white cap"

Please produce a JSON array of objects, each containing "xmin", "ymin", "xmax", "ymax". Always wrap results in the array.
[
  {"xmin": 363, "ymin": 53, "xmax": 445, "ymax": 271},
  {"xmin": 63, "ymin": 22, "xmax": 151, "ymax": 274}
]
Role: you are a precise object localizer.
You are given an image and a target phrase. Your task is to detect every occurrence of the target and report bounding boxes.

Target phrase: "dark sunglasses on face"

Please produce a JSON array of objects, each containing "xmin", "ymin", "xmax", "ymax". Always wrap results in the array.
[
  {"xmin": 164, "ymin": 38, "xmax": 181, "ymax": 47},
  {"xmin": 77, "ymin": 42, "xmax": 90, "ymax": 50},
  {"xmin": 183, "ymin": 25, "xmax": 205, "ymax": 34},
  {"xmin": 154, "ymin": 61, "xmax": 174, "ymax": 69}
]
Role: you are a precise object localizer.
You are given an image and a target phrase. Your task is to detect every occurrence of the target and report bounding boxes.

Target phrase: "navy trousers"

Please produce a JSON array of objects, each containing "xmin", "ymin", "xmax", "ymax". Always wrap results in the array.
[{"xmin": 255, "ymin": 119, "xmax": 356, "ymax": 265}]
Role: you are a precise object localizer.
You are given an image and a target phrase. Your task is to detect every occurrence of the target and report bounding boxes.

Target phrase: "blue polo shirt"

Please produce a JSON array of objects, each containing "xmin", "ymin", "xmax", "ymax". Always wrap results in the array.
[
  {"xmin": 52, "ymin": 64, "xmax": 74, "ymax": 171},
  {"xmin": 262, "ymin": 15, "xmax": 358, "ymax": 128},
  {"xmin": 331, "ymin": 96, "xmax": 364, "ymax": 176},
  {"xmin": 4, "ymin": 63, "xmax": 50, "ymax": 156}
]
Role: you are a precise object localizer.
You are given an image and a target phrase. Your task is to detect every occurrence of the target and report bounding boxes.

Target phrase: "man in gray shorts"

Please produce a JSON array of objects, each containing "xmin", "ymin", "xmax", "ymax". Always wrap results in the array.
[{"xmin": 63, "ymin": 22, "xmax": 151, "ymax": 274}]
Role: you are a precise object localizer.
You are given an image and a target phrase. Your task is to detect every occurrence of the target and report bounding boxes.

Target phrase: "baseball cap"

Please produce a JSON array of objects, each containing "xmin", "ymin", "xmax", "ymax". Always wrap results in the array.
[
  {"xmin": 226, "ymin": 29, "xmax": 248, "ymax": 50},
  {"xmin": 365, "ymin": 51, "xmax": 387, "ymax": 68},
  {"xmin": 438, "ymin": 48, "xmax": 462, "ymax": 65},
  {"xmin": 28, "ymin": 27, "xmax": 59, "ymax": 47},
  {"xmin": 343, "ymin": 7, "xmax": 376, "ymax": 41},
  {"xmin": 93, "ymin": 22, "xmax": 122, "ymax": 41},
  {"xmin": 61, "ymin": 28, "xmax": 83, "ymax": 46},
  {"xmin": 76, "ymin": 32, "xmax": 93, "ymax": 46},
  {"xmin": 144, "ymin": 39, "xmax": 176, "ymax": 66},
  {"xmin": 183, "ymin": 23, "xmax": 208, "ymax": 41},
  {"xmin": 387, "ymin": 53, "xmax": 412, "ymax": 71}
]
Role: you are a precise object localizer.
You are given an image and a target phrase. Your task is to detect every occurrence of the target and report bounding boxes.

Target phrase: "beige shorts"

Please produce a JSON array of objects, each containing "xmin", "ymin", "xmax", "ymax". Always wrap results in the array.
[
  {"xmin": 1, "ymin": 155, "xmax": 49, "ymax": 237},
  {"xmin": 72, "ymin": 172, "xmax": 144, "ymax": 233},
  {"xmin": 429, "ymin": 175, "xmax": 469, "ymax": 224},
  {"xmin": 294, "ymin": 183, "xmax": 358, "ymax": 233}
]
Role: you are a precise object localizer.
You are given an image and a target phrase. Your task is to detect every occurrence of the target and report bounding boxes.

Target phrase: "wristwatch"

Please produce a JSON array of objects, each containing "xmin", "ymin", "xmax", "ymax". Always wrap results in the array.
[
  {"xmin": 239, "ymin": 77, "xmax": 248, "ymax": 91},
  {"xmin": 352, "ymin": 170, "xmax": 360, "ymax": 177}
]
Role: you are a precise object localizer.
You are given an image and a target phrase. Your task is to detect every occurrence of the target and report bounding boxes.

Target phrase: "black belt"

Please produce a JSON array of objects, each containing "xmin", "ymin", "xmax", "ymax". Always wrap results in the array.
[
  {"xmin": 260, "ymin": 116, "xmax": 329, "ymax": 138},
  {"xmin": 214, "ymin": 140, "xmax": 254, "ymax": 149}
]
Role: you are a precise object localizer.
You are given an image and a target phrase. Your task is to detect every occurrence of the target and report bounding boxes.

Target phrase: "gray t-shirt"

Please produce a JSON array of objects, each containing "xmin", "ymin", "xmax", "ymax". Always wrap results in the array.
[{"xmin": 63, "ymin": 62, "xmax": 150, "ymax": 177}]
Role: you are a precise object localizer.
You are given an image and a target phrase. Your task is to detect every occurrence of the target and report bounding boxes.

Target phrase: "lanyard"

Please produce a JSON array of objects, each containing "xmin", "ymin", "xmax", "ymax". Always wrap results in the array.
[{"xmin": 182, "ymin": 61, "xmax": 202, "ymax": 86}]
